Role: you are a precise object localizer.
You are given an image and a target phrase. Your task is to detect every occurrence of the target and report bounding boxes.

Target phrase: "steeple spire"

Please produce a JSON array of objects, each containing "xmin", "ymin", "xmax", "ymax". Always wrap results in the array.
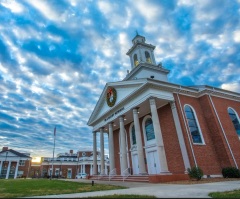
[{"xmin": 135, "ymin": 30, "xmax": 139, "ymax": 36}]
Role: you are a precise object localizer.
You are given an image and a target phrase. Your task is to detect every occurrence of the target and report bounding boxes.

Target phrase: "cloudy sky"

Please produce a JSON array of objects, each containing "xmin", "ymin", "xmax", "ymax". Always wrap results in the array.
[{"xmin": 0, "ymin": 0, "xmax": 240, "ymax": 158}]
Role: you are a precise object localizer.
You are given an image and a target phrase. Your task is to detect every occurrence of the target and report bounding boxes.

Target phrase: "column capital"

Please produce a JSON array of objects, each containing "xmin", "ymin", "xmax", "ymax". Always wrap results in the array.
[
  {"xmin": 133, "ymin": 107, "xmax": 139, "ymax": 114},
  {"xmin": 170, "ymin": 101, "xmax": 176, "ymax": 109},
  {"xmin": 119, "ymin": 115, "xmax": 125, "ymax": 122},
  {"xmin": 99, "ymin": 127, "xmax": 104, "ymax": 132},
  {"xmin": 149, "ymin": 98, "xmax": 156, "ymax": 105}
]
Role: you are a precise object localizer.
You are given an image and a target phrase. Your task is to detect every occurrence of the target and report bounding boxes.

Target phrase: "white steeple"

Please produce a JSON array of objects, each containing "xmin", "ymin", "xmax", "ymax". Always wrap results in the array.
[{"xmin": 125, "ymin": 33, "xmax": 170, "ymax": 82}]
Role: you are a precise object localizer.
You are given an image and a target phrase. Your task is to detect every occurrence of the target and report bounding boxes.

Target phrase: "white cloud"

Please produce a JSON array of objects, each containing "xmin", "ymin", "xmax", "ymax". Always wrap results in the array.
[
  {"xmin": 97, "ymin": 1, "xmax": 132, "ymax": 28},
  {"xmin": 1, "ymin": 0, "xmax": 25, "ymax": 13},
  {"xmin": 221, "ymin": 82, "xmax": 240, "ymax": 93},
  {"xmin": 233, "ymin": 30, "xmax": 240, "ymax": 43},
  {"xmin": 133, "ymin": 0, "xmax": 162, "ymax": 22},
  {"xmin": 25, "ymin": 0, "xmax": 65, "ymax": 23}
]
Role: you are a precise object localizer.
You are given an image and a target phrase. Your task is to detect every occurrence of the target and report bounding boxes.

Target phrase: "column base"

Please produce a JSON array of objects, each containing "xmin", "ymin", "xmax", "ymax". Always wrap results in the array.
[
  {"xmin": 138, "ymin": 172, "xmax": 148, "ymax": 175},
  {"xmin": 159, "ymin": 171, "xmax": 172, "ymax": 175}
]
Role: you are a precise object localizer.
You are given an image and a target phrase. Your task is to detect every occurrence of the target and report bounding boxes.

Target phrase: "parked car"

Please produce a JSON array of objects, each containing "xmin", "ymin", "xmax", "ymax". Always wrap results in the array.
[{"xmin": 76, "ymin": 173, "xmax": 88, "ymax": 179}]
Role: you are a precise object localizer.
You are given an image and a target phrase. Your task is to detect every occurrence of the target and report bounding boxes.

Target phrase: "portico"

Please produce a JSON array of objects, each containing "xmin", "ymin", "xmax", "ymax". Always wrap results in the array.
[
  {"xmin": 89, "ymin": 82, "xmax": 190, "ymax": 176},
  {"xmin": 0, "ymin": 147, "xmax": 31, "ymax": 179}
]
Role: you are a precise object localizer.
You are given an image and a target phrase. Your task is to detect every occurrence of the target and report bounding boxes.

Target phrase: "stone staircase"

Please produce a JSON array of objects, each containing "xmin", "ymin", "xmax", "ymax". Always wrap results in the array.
[{"xmin": 90, "ymin": 175, "xmax": 149, "ymax": 182}]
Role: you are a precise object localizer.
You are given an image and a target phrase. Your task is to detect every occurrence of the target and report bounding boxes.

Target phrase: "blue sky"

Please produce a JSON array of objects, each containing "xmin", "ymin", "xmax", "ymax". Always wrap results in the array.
[{"xmin": 0, "ymin": 0, "xmax": 240, "ymax": 158}]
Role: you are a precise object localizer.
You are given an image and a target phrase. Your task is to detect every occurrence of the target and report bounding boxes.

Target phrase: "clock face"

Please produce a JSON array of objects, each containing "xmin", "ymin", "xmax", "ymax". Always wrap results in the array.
[{"xmin": 106, "ymin": 87, "xmax": 117, "ymax": 107}]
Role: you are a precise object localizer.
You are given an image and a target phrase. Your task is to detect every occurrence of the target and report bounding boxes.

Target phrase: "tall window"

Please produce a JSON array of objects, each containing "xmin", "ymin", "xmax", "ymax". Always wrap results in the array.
[
  {"xmin": 145, "ymin": 118, "xmax": 155, "ymax": 141},
  {"xmin": 145, "ymin": 51, "xmax": 151, "ymax": 63},
  {"xmin": 131, "ymin": 125, "xmax": 136, "ymax": 145},
  {"xmin": 134, "ymin": 54, "xmax": 139, "ymax": 66},
  {"xmin": 228, "ymin": 108, "xmax": 240, "ymax": 137},
  {"xmin": 184, "ymin": 105, "xmax": 203, "ymax": 144},
  {"xmin": 19, "ymin": 160, "xmax": 25, "ymax": 166}
]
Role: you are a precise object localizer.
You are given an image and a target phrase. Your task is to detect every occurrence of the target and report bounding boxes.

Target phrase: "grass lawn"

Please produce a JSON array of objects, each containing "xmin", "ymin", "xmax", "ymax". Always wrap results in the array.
[
  {"xmin": 0, "ymin": 179, "xmax": 126, "ymax": 198},
  {"xmin": 209, "ymin": 189, "xmax": 240, "ymax": 198}
]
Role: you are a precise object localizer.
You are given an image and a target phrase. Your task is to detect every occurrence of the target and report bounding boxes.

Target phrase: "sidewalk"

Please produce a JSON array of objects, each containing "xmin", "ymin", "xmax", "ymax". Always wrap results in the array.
[{"xmin": 24, "ymin": 179, "xmax": 240, "ymax": 198}]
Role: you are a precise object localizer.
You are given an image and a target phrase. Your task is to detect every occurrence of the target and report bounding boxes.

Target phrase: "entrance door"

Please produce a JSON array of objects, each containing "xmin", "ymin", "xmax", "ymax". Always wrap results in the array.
[
  {"xmin": 147, "ymin": 151, "xmax": 160, "ymax": 174},
  {"xmin": 67, "ymin": 169, "xmax": 72, "ymax": 179},
  {"xmin": 132, "ymin": 154, "xmax": 139, "ymax": 175}
]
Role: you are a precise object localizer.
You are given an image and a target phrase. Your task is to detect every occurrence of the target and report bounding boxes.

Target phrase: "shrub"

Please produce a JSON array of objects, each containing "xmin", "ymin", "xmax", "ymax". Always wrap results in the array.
[
  {"xmin": 187, "ymin": 166, "xmax": 203, "ymax": 180},
  {"xmin": 222, "ymin": 167, "xmax": 240, "ymax": 178}
]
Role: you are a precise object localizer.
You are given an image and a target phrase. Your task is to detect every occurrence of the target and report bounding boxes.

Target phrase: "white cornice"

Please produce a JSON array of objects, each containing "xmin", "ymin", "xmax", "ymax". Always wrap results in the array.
[
  {"xmin": 123, "ymin": 63, "xmax": 170, "ymax": 81},
  {"xmin": 88, "ymin": 78, "xmax": 240, "ymax": 128}
]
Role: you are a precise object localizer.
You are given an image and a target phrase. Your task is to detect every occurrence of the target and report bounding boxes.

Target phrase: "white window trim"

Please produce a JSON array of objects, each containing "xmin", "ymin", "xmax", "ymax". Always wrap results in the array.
[
  {"xmin": 184, "ymin": 104, "xmax": 205, "ymax": 145},
  {"xmin": 228, "ymin": 107, "xmax": 240, "ymax": 139},
  {"xmin": 55, "ymin": 168, "xmax": 60, "ymax": 176},
  {"xmin": 129, "ymin": 122, "xmax": 136, "ymax": 148},
  {"xmin": 19, "ymin": 160, "xmax": 25, "ymax": 166},
  {"xmin": 142, "ymin": 115, "xmax": 156, "ymax": 146}
]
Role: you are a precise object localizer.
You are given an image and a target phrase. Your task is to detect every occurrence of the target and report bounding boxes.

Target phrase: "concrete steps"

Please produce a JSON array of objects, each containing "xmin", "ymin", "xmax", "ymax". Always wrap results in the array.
[{"xmin": 90, "ymin": 175, "xmax": 149, "ymax": 182}]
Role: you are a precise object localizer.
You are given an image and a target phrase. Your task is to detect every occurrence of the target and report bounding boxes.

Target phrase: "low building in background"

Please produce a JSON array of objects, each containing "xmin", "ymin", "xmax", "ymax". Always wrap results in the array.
[
  {"xmin": 31, "ymin": 150, "xmax": 109, "ymax": 179},
  {"xmin": 0, "ymin": 147, "xmax": 32, "ymax": 179},
  {"xmin": 0, "ymin": 147, "xmax": 109, "ymax": 179}
]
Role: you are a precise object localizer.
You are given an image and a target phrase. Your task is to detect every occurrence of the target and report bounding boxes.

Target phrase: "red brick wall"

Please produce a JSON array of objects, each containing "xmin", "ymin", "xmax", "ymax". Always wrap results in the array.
[
  {"xmin": 198, "ymin": 95, "xmax": 233, "ymax": 168},
  {"xmin": 210, "ymin": 95, "xmax": 240, "ymax": 167},
  {"xmin": 158, "ymin": 103, "xmax": 185, "ymax": 174},
  {"xmin": 19, "ymin": 160, "xmax": 31, "ymax": 177},
  {"xmin": 174, "ymin": 93, "xmax": 222, "ymax": 175},
  {"xmin": 113, "ymin": 129, "xmax": 121, "ymax": 175}
]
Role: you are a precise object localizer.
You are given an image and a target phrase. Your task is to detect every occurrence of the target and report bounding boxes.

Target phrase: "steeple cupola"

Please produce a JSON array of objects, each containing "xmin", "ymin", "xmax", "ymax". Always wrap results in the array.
[
  {"xmin": 126, "ymin": 34, "xmax": 156, "ymax": 69},
  {"xmin": 124, "ymin": 34, "xmax": 170, "ymax": 82}
]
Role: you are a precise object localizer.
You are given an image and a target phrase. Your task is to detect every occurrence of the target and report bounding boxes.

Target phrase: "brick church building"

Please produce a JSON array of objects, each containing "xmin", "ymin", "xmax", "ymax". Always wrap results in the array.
[{"xmin": 87, "ymin": 34, "xmax": 240, "ymax": 182}]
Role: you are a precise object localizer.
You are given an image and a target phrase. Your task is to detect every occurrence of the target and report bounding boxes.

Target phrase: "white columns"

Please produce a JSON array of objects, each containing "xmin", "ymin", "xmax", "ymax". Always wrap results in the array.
[
  {"xmin": 133, "ymin": 108, "xmax": 147, "ymax": 174},
  {"xmin": 83, "ymin": 164, "xmax": 85, "ymax": 173},
  {"xmin": 108, "ymin": 122, "xmax": 115, "ymax": 172},
  {"xmin": 98, "ymin": 164, "xmax": 100, "ymax": 173},
  {"xmin": 149, "ymin": 98, "xmax": 169, "ymax": 173},
  {"xmin": 5, "ymin": 161, "xmax": 11, "ymax": 179},
  {"xmin": 92, "ymin": 131, "xmax": 97, "ymax": 175},
  {"xmin": 119, "ymin": 116, "xmax": 128, "ymax": 174},
  {"xmin": 14, "ymin": 160, "xmax": 19, "ymax": 179},
  {"xmin": 100, "ymin": 127, "xmax": 105, "ymax": 175},
  {"xmin": 90, "ymin": 164, "xmax": 93, "ymax": 175},
  {"xmin": 170, "ymin": 101, "xmax": 190, "ymax": 172}
]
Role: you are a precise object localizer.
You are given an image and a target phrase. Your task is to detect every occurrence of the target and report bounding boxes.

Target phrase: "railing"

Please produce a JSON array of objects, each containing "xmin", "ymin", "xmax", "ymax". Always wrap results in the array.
[
  {"xmin": 97, "ymin": 169, "xmax": 107, "ymax": 180},
  {"xmin": 108, "ymin": 168, "xmax": 116, "ymax": 181},
  {"xmin": 122, "ymin": 168, "xmax": 130, "ymax": 182}
]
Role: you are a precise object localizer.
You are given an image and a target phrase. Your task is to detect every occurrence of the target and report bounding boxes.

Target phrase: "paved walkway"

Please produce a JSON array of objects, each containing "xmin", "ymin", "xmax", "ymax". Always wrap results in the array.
[{"xmin": 24, "ymin": 179, "xmax": 240, "ymax": 198}]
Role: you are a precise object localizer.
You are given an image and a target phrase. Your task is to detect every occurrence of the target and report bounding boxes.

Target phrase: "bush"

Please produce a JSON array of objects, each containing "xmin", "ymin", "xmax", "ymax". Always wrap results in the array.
[
  {"xmin": 222, "ymin": 167, "xmax": 240, "ymax": 178},
  {"xmin": 187, "ymin": 166, "xmax": 203, "ymax": 180}
]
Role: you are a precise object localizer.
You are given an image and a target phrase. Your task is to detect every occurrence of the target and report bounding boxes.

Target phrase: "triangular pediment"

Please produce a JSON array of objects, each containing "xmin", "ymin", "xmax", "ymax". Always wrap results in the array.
[
  {"xmin": 0, "ymin": 151, "xmax": 18, "ymax": 158},
  {"xmin": 87, "ymin": 79, "xmax": 148, "ymax": 126}
]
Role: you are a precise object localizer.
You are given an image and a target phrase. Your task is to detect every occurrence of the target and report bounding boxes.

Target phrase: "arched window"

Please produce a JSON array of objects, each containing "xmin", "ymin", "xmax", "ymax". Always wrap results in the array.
[
  {"xmin": 145, "ymin": 51, "xmax": 151, "ymax": 63},
  {"xmin": 131, "ymin": 125, "xmax": 136, "ymax": 145},
  {"xmin": 228, "ymin": 108, "xmax": 240, "ymax": 137},
  {"xmin": 184, "ymin": 105, "xmax": 203, "ymax": 144},
  {"xmin": 134, "ymin": 54, "xmax": 139, "ymax": 66},
  {"xmin": 145, "ymin": 118, "xmax": 155, "ymax": 141}
]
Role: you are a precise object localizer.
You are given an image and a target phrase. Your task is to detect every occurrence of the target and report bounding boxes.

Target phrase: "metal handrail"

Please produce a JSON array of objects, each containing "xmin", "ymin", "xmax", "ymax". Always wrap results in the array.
[
  {"xmin": 97, "ymin": 169, "xmax": 107, "ymax": 180},
  {"xmin": 108, "ymin": 168, "xmax": 116, "ymax": 181},
  {"xmin": 122, "ymin": 168, "xmax": 130, "ymax": 182}
]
